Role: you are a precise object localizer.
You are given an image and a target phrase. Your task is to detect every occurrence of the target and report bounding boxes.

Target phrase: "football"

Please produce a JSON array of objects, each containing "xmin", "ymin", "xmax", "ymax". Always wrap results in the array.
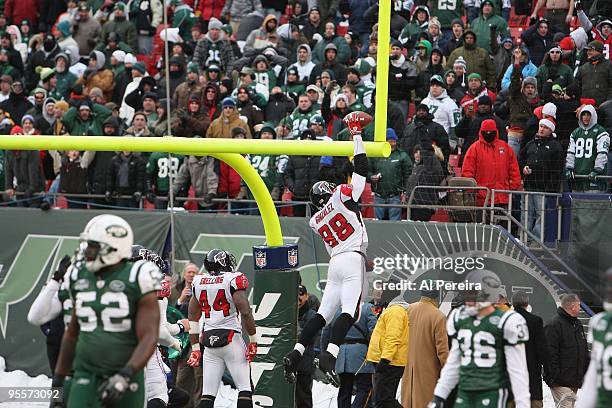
[{"xmin": 343, "ymin": 111, "xmax": 373, "ymax": 128}]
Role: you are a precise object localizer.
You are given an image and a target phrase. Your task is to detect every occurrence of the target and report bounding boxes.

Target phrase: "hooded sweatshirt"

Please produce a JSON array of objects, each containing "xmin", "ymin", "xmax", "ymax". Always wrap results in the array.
[
  {"xmin": 422, "ymin": 88, "xmax": 461, "ymax": 149},
  {"xmin": 289, "ymin": 44, "xmax": 316, "ymax": 83},
  {"xmin": 398, "ymin": 6, "xmax": 430, "ymax": 50},
  {"xmin": 566, "ymin": 105, "xmax": 610, "ymax": 191}
]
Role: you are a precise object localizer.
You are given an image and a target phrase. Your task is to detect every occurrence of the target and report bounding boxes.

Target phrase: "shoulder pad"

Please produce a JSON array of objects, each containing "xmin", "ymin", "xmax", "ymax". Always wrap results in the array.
[
  {"xmin": 446, "ymin": 307, "xmax": 462, "ymax": 337},
  {"xmin": 501, "ymin": 310, "xmax": 529, "ymax": 345},
  {"xmin": 340, "ymin": 184, "xmax": 353, "ymax": 198},
  {"xmin": 232, "ymin": 273, "xmax": 249, "ymax": 290},
  {"xmin": 133, "ymin": 260, "xmax": 163, "ymax": 295}
]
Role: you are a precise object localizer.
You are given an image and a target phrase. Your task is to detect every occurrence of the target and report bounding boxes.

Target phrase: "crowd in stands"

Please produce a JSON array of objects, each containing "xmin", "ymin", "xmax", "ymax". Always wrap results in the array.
[{"xmin": 0, "ymin": 0, "xmax": 610, "ymax": 221}]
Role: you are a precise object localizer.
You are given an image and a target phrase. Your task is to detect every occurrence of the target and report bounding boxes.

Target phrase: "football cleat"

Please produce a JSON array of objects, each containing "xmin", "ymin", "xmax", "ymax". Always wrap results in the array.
[
  {"xmin": 314, "ymin": 351, "xmax": 340, "ymax": 387},
  {"xmin": 283, "ymin": 350, "xmax": 302, "ymax": 384}
]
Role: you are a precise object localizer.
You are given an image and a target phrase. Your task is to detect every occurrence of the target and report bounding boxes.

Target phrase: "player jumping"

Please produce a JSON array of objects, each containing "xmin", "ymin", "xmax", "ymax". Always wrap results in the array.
[
  {"xmin": 284, "ymin": 111, "xmax": 370, "ymax": 386},
  {"xmin": 186, "ymin": 249, "xmax": 258, "ymax": 408},
  {"xmin": 575, "ymin": 267, "xmax": 612, "ymax": 408},
  {"xmin": 428, "ymin": 275, "xmax": 531, "ymax": 408},
  {"xmin": 52, "ymin": 214, "xmax": 162, "ymax": 408}
]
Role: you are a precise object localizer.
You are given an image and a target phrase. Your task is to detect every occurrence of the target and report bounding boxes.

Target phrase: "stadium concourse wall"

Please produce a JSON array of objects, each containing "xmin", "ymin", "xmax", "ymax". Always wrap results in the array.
[{"xmin": 0, "ymin": 207, "xmax": 596, "ymax": 397}]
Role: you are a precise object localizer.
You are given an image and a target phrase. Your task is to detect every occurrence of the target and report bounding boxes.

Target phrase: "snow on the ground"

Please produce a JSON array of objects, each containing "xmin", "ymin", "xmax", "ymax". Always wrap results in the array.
[{"xmin": 0, "ymin": 356, "xmax": 559, "ymax": 407}]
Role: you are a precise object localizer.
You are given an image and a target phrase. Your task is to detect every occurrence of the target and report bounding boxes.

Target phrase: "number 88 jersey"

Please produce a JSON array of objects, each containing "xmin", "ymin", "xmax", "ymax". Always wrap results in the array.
[
  {"xmin": 192, "ymin": 272, "xmax": 248, "ymax": 332},
  {"xmin": 448, "ymin": 306, "xmax": 529, "ymax": 391},
  {"xmin": 309, "ymin": 184, "xmax": 368, "ymax": 257}
]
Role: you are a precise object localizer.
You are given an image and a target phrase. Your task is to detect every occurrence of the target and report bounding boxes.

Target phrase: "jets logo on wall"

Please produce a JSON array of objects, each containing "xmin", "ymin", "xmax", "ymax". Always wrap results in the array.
[{"xmin": 255, "ymin": 251, "xmax": 267, "ymax": 268}]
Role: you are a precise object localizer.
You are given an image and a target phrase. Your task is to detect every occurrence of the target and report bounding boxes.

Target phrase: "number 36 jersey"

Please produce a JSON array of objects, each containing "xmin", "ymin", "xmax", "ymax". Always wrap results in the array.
[
  {"xmin": 447, "ymin": 306, "xmax": 529, "ymax": 391},
  {"xmin": 192, "ymin": 272, "xmax": 248, "ymax": 332},
  {"xmin": 309, "ymin": 184, "xmax": 368, "ymax": 257}
]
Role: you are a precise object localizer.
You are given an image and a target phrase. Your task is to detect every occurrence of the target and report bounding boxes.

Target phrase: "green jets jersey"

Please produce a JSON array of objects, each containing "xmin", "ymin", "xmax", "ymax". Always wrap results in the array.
[
  {"xmin": 355, "ymin": 83, "xmax": 375, "ymax": 109},
  {"xmin": 430, "ymin": 0, "xmax": 464, "ymax": 28},
  {"xmin": 58, "ymin": 283, "xmax": 73, "ymax": 327},
  {"xmin": 283, "ymin": 108, "xmax": 320, "ymax": 139},
  {"xmin": 588, "ymin": 312, "xmax": 612, "ymax": 407},
  {"xmin": 248, "ymin": 153, "xmax": 280, "ymax": 191},
  {"xmin": 567, "ymin": 124, "xmax": 610, "ymax": 191},
  {"xmin": 255, "ymin": 70, "xmax": 278, "ymax": 93},
  {"xmin": 146, "ymin": 153, "xmax": 184, "ymax": 194},
  {"xmin": 448, "ymin": 306, "xmax": 529, "ymax": 392},
  {"xmin": 68, "ymin": 260, "xmax": 161, "ymax": 376}
]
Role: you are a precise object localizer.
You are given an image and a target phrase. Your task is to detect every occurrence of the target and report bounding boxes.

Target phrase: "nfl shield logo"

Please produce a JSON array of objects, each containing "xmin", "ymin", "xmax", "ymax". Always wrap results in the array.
[
  {"xmin": 288, "ymin": 249, "xmax": 298, "ymax": 267},
  {"xmin": 255, "ymin": 251, "xmax": 267, "ymax": 268}
]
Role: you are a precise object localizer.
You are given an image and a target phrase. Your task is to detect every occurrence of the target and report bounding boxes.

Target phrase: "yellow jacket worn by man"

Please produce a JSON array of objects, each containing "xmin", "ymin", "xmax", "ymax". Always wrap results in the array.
[{"xmin": 367, "ymin": 301, "xmax": 410, "ymax": 406}]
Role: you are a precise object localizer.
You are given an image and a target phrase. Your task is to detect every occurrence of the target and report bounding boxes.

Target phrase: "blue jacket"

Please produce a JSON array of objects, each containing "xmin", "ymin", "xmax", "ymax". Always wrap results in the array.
[
  {"xmin": 321, "ymin": 303, "xmax": 378, "ymax": 374},
  {"xmin": 501, "ymin": 61, "xmax": 538, "ymax": 90}
]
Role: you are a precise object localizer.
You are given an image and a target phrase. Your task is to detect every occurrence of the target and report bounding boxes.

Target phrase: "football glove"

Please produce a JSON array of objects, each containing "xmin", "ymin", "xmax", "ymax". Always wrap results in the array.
[
  {"xmin": 427, "ymin": 395, "xmax": 445, "ymax": 408},
  {"xmin": 246, "ymin": 342, "xmax": 257, "ymax": 363},
  {"xmin": 98, "ymin": 366, "xmax": 134, "ymax": 405},
  {"xmin": 186, "ymin": 349, "xmax": 202, "ymax": 367},
  {"xmin": 52, "ymin": 255, "xmax": 72, "ymax": 283},
  {"xmin": 49, "ymin": 374, "xmax": 65, "ymax": 407},
  {"xmin": 343, "ymin": 111, "xmax": 366, "ymax": 136}
]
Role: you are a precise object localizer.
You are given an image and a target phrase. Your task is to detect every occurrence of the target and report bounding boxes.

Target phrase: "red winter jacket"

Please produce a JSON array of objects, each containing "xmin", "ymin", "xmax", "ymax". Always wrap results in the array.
[
  {"xmin": 461, "ymin": 120, "xmax": 522, "ymax": 205},
  {"xmin": 194, "ymin": 0, "xmax": 226, "ymax": 21},
  {"xmin": 4, "ymin": 0, "xmax": 40, "ymax": 28},
  {"xmin": 218, "ymin": 161, "xmax": 241, "ymax": 198}
]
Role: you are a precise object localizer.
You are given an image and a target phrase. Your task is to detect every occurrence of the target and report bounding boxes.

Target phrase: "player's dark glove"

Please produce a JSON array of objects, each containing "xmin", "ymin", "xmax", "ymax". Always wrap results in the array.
[
  {"xmin": 146, "ymin": 192, "xmax": 156, "ymax": 203},
  {"xmin": 98, "ymin": 366, "xmax": 135, "ymax": 405},
  {"xmin": 376, "ymin": 358, "xmax": 390, "ymax": 373},
  {"xmin": 427, "ymin": 395, "xmax": 445, "ymax": 408},
  {"xmin": 52, "ymin": 255, "xmax": 72, "ymax": 283}
]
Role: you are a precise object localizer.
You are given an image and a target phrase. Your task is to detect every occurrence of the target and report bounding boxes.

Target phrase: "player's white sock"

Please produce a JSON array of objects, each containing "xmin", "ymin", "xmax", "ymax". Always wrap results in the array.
[
  {"xmin": 293, "ymin": 343, "xmax": 305, "ymax": 355},
  {"xmin": 326, "ymin": 343, "xmax": 339, "ymax": 358}
]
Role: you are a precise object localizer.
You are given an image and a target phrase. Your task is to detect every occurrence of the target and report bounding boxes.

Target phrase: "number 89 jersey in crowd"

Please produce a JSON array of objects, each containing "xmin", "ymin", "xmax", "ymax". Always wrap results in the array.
[
  {"xmin": 447, "ymin": 306, "xmax": 529, "ymax": 391},
  {"xmin": 309, "ymin": 184, "xmax": 368, "ymax": 257},
  {"xmin": 192, "ymin": 272, "xmax": 249, "ymax": 332}
]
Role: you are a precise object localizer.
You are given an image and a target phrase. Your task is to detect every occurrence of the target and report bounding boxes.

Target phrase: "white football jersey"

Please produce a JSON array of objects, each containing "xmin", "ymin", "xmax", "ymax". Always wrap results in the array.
[
  {"xmin": 191, "ymin": 271, "xmax": 248, "ymax": 332},
  {"xmin": 309, "ymin": 184, "xmax": 368, "ymax": 257}
]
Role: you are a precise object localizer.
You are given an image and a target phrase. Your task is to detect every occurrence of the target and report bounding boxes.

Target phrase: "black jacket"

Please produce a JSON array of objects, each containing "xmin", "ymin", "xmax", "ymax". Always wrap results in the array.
[
  {"xmin": 401, "ymin": 113, "xmax": 450, "ymax": 160},
  {"xmin": 572, "ymin": 54, "xmax": 612, "ymax": 107},
  {"xmin": 544, "ymin": 307, "xmax": 589, "ymax": 388},
  {"xmin": 0, "ymin": 92, "xmax": 33, "ymax": 125},
  {"xmin": 265, "ymin": 92, "xmax": 296, "ymax": 125},
  {"xmin": 518, "ymin": 136, "xmax": 564, "ymax": 193},
  {"xmin": 284, "ymin": 155, "xmax": 321, "ymax": 199},
  {"xmin": 515, "ymin": 306, "xmax": 548, "ymax": 401},
  {"xmin": 106, "ymin": 153, "xmax": 146, "ymax": 194},
  {"xmin": 388, "ymin": 57, "xmax": 417, "ymax": 102},
  {"xmin": 520, "ymin": 23, "xmax": 554, "ymax": 66},
  {"xmin": 309, "ymin": 60, "xmax": 347, "ymax": 86}
]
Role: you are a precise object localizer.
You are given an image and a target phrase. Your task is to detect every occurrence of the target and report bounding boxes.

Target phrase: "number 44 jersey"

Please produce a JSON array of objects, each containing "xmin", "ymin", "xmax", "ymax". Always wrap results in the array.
[
  {"xmin": 191, "ymin": 272, "xmax": 248, "ymax": 332},
  {"xmin": 309, "ymin": 184, "xmax": 368, "ymax": 257},
  {"xmin": 447, "ymin": 306, "xmax": 529, "ymax": 391}
]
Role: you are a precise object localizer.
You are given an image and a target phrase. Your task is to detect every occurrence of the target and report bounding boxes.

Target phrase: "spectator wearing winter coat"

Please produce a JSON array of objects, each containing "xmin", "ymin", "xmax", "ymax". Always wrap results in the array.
[
  {"xmin": 509, "ymin": 54, "xmax": 543, "ymax": 155},
  {"xmin": 388, "ymin": 40, "xmax": 417, "ymax": 119},
  {"xmin": 78, "ymin": 51, "xmax": 115, "ymax": 103},
  {"xmin": 444, "ymin": 18, "xmax": 465, "ymax": 57},
  {"xmin": 52, "ymin": 53, "xmax": 77, "ymax": 100},
  {"xmin": 0, "ymin": 32, "xmax": 24, "ymax": 76},
  {"xmin": 511, "ymin": 291, "xmax": 549, "ymax": 408},
  {"xmin": 461, "ymin": 119, "xmax": 522, "ymax": 207},
  {"xmin": 544, "ymin": 294, "xmax": 589, "ymax": 407},
  {"xmin": 521, "ymin": 18, "xmax": 555, "ymax": 66},
  {"xmin": 283, "ymin": 132, "xmax": 321, "ymax": 216},
  {"xmin": 406, "ymin": 145, "xmax": 445, "ymax": 221},
  {"xmin": 501, "ymin": 45, "xmax": 538, "ymax": 91},
  {"xmin": 72, "ymin": 4, "xmax": 101, "ymax": 57},
  {"xmin": 171, "ymin": 63, "xmax": 201, "ymax": 110},
  {"xmin": 100, "ymin": 3, "xmax": 138, "ymax": 52},
  {"xmin": 547, "ymin": 86, "xmax": 581, "ymax": 149},
  {"xmin": 63, "ymin": 99, "xmax": 112, "ymax": 136},
  {"xmin": 401, "ymin": 103, "xmax": 450, "ymax": 161},
  {"xmin": 174, "ymin": 154, "xmax": 218, "ymax": 210},
  {"xmin": 422, "ymin": 75, "xmax": 461, "ymax": 151},
  {"xmin": 368, "ymin": 129, "xmax": 412, "ymax": 221},
  {"xmin": 400, "ymin": 288, "xmax": 448, "ymax": 408},
  {"xmin": 4, "ymin": 125, "xmax": 45, "ymax": 207},
  {"xmin": 126, "ymin": 0, "xmax": 162, "ymax": 54},
  {"xmin": 309, "ymin": 43, "xmax": 347, "ymax": 86},
  {"xmin": 24, "ymin": 33, "xmax": 58, "ymax": 91},
  {"xmin": 301, "ymin": 8, "xmax": 325, "ymax": 47},
  {"xmin": 289, "ymin": 44, "xmax": 316, "ymax": 84},
  {"xmin": 444, "ymin": 71, "xmax": 465, "ymax": 104},
  {"xmin": 192, "ymin": 18, "xmax": 235, "ymax": 75},
  {"xmin": 206, "ymin": 97, "xmax": 252, "ymax": 139},
  {"xmin": 415, "ymin": 48, "xmax": 446, "ymax": 103},
  {"xmin": 520, "ymin": 101, "xmax": 558, "ymax": 151},
  {"xmin": 157, "ymin": 57, "xmax": 186, "ymax": 100},
  {"xmin": 398, "ymin": 5, "xmax": 430, "ymax": 52},
  {"xmin": 106, "ymin": 150, "xmax": 146, "ymax": 209},
  {"xmin": 471, "ymin": 0, "xmax": 509, "ymax": 54},
  {"xmin": 59, "ymin": 150, "xmax": 89, "ymax": 209},
  {"xmin": 221, "ymin": 0, "xmax": 263, "ymax": 34},
  {"xmin": 447, "ymin": 30, "xmax": 497, "ymax": 90},
  {"xmin": 571, "ymin": 40, "xmax": 612, "ymax": 107},
  {"xmin": 519, "ymin": 118, "xmax": 564, "ymax": 236},
  {"xmin": 492, "ymin": 36, "xmax": 514, "ymax": 88},
  {"xmin": 236, "ymin": 87, "xmax": 264, "ymax": 137},
  {"xmin": 0, "ymin": 80, "xmax": 32, "ymax": 124},
  {"xmin": 312, "ymin": 22, "xmax": 352, "ymax": 65},
  {"xmin": 174, "ymin": 94, "xmax": 211, "ymax": 138},
  {"xmin": 458, "ymin": 73, "xmax": 497, "ymax": 119},
  {"xmin": 321, "ymin": 301, "xmax": 377, "ymax": 408},
  {"xmin": 457, "ymin": 95, "xmax": 507, "ymax": 166},
  {"xmin": 536, "ymin": 46, "xmax": 574, "ymax": 96},
  {"xmin": 366, "ymin": 301, "xmax": 410, "ymax": 408},
  {"xmin": 265, "ymin": 86, "xmax": 296, "ymax": 125},
  {"xmin": 244, "ymin": 14, "xmax": 278, "ymax": 53}
]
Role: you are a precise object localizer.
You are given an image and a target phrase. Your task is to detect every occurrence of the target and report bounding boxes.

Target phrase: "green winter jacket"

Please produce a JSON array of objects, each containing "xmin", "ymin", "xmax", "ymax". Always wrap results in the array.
[
  {"xmin": 471, "ymin": 13, "xmax": 509, "ymax": 54},
  {"xmin": 535, "ymin": 62, "xmax": 573, "ymax": 93},
  {"xmin": 55, "ymin": 70, "xmax": 78, "ymax": 100},
  {"xmin": 368, "ymin": 148, "xmax": 413, "ymax": 197},
  {"xmin": 63, "ymin": 103, "xmax": 112, "ymax": 136}
]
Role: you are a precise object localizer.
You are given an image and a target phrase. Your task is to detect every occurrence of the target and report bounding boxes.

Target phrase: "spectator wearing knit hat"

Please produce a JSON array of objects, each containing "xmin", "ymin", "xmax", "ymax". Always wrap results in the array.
[
  {"xmin": 521, "ymin": 17, "xmax": 555, "ymax": 66},
  {"xmin": 471, "ymin": 0, "xmax": 509, "ymax": 54},
  {"xmin": 173, "ymin": 62, "xmax": 202, "ymax": 111},
  {"xmin": 388, "ymin": 39, "xmax": 417, "ymax": 118},
  {"xmin": 548, "ymin": 85, "xmax": 580, "ymax": 150},
  {"xmin": 62, "ymin": 99, "xmax": 112, "ymax": 136},
  {"xmin": 206, "ymin": 97, "xmax": 252, "ymax": 139},
  {"xmin": 459, "ymin": 73, "xmax": 497, "ymax": 119},
  {"xmin": 100, "ymin": 3, "xmax": 138, "ymax": 52},
  {"xmin": 518, "ymin": 118, "xmax": 564, "ymax": 236},
  {"xmin": 447, "ymin": 30, "xmax": 497, "ymax": 89},
  {"xmin": 521, "ymin": 102, "xmax": 557, "ymax": 151},
  {"xmin": 72, "ymin": 3, "xmax": 101, "ymax": 56},
  {"xmin": 192, "ymin": 17, "xmax": 236, "ymax": 74},
  {"xmin": 55, "ymin": 19, "xmax": 78, "ymax": 51},
  {"xmin": 426, "ymin": 18, "xmax": 448, "ymax": 52},
  {"xmin": 0, "ymin": 79, "xmax": 32, "ymax": 125},
  {"xmin": 444, "ymin": 18, "xmax": 465, "ymax": 56},
  {"xmin": 416, "ymin": 47, "xmax": 446, "ymax": 103},
  {"xmin": 398, "ymin": 5, "xmax": 430, "ymax": 51},
  {"xmin": 501, "ymin": 45, "xmax": 538, "ymax": 91},
  {"xmin": 309, "ymin": 42, "xmax": 348, "ymax": 86}
]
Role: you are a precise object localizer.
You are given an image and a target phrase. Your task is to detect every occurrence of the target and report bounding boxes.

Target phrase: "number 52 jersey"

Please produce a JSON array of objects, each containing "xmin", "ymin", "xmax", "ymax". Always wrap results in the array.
[
  {"xmin": 192, "ymin": 272, "xmax": 249, "ymax": 332},
  {"xmin": 309, "ymin": 184, "xmax": 368, "ymax": 257}
]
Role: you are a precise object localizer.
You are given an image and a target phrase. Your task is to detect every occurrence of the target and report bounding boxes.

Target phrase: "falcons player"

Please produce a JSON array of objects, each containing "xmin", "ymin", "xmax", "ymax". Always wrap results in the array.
[
  {"xmin": 284, "ymin": 111, "xmax": 370, "ymax": 386},
  {"xmin": 186, "ymin": 249, "xmax": 257, "ymax": 408}
]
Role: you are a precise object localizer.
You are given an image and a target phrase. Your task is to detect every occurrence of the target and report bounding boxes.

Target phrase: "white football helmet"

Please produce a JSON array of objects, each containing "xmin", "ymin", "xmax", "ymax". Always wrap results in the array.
[
  {"xmin": 464, "ymin": 269, "xmax": 507, "ymax": 315},
  {"xmin": 79, "ymin": 214, "xmax": 133, "ymax": 273}
]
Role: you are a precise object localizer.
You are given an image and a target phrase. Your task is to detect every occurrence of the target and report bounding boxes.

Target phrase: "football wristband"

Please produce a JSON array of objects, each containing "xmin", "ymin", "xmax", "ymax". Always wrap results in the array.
[
  {"xmin": 249, "ymin": 333, "xmax": 258, "ymax": 343},
  {"xmin": 189, "ymin": 321, "xmax": 199, "ymax": 334}
]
